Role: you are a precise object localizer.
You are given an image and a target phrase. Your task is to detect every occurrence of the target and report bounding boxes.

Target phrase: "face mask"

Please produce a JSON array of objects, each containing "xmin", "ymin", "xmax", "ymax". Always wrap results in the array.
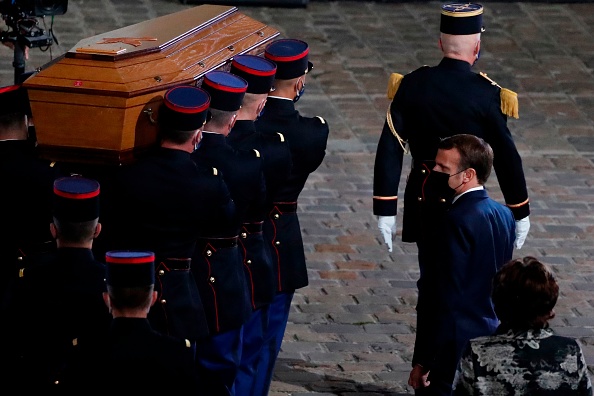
[
  {"xmin": 293, "ymin": 83, "xmax": 305, "ymax": 103},
  {"xmin": 473, "ymin": 49, "xmax": 481, "ymax": 66},
  {"xmin": 422, "ymin": 170, "xmax": 458, "ymax": 209}
]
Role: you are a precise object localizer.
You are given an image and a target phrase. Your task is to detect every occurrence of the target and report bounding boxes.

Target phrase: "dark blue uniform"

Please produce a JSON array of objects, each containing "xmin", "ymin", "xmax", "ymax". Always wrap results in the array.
[
  {"xmin": 255, "ymin": 97, "xmax": 329, "ymax": 292},
  {"xmin": 227, "ymin": 119, "xmax": 293, "ymax": 395},
  {"xmin": 111, "ymin": 147, "xmax": 235, "ymax": 341},
  {"xmin": 0, "ymin": 139, "xmax": 62, "ymax": 296},
  {"xmin": 373, "ymin": 57, "xmax": 530, "ymax": 243},
  {"xmin": 253, "ymin": 96, "xmax": 329, "ymax": 396},
  {"xmin": 227, "ymin": 120, "xmax": 294, "ymax": 309},
  {"xmin": 191, "ymin": 132, "xmax": 260, "ymax": 332},
  {"xmin": 0, "ymin": 248, "xmax": 111, "ymax": 391},
  {"xmin": 62, "ymin": 318, "xmax": 200, "ymax": 393}
]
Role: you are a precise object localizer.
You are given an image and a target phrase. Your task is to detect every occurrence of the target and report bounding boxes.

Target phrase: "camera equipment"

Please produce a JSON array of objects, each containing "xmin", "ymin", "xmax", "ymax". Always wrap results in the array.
[{"xmin": 0, "ymin": 0, "xmax": 68, "ymax": 83}]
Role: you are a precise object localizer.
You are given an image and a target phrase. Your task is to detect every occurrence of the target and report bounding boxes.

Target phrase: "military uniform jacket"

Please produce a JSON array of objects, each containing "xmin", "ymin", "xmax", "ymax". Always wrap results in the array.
[
  {"xmin": 254, "ymin": 97, "xmax": 329, "ymax": 292},
  {"xmin": 228, "ymin": 120, "xmax": 293, "ymax": 309},
  {"xmin": 228, "ymin": 119, "xmax": 293, "ymax": 206},
  {"xmin": 413, "ymin": 190, "xmax": 515, "ymax": 380},
  {"xmin": 0, "ymin": 248, "xmax": 111, "ymax": 390},
  {"xmin": 373, "ymin": 57, "xmax": 529, "ymax": 242},
  {"xmin": 61, "ymin": 318, "xmax": 200, "ymax": 393},
  {"xmin": 111, "ymin": 147, "xmax": 235, "ymax": 340},
  {"xmin": 189, "ymin": 132, "xmax": 262, "ymax": 323},
  {"xmin": 0, "ymin": 140, "xmax": 63, "ymax": 297}
]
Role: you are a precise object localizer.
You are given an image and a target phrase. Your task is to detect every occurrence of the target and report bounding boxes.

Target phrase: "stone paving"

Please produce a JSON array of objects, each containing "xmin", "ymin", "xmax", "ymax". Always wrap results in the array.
[{"xmin": 2, "ymin": 1, "xmax": 594, "ymax": 394}]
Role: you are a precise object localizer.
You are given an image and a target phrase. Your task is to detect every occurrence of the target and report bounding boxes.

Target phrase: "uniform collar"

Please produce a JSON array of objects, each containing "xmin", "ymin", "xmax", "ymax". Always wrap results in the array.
[{"xmin": 439, "ymin": 57, "xmax": 473, "ymax": 72}]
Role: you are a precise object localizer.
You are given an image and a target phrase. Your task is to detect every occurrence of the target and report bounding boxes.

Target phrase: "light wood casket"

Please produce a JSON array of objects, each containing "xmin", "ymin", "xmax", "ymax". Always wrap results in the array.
[{"xmin": 23, "ymin": 4, "xmax": 279, "ymax": 165}]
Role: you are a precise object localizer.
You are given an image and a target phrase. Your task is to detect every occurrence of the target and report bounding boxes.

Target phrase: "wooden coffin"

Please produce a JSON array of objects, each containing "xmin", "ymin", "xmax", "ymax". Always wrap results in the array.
[{"xmin": 22, "ymin": 4, "xmax": 279, "ymax": 166}]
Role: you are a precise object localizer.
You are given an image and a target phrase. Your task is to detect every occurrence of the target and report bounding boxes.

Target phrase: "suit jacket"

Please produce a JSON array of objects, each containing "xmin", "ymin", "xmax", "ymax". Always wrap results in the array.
[
  {"xmin": 413, "ymin": 189, "xmax": 515, "ymax": 386},
  {"xmin": 254, "ymin": 97, "xmax": 329, "ymax": 292},
  {"xmin": 373, "ymin": 57, "xmax": 529, "ymax": 242}
]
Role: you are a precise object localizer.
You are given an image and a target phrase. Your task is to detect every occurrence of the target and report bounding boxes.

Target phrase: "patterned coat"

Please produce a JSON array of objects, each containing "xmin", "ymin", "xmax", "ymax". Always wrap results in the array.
[{"xmin": 454, "ymin": 328, "xmax": 593, "ymax": 396}]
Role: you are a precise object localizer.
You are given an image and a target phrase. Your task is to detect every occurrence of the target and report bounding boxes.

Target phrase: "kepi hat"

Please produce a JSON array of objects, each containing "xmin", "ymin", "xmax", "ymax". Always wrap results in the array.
[
  {"xmin": 230, "ymin": 55, "xmax": 277, "ymax": 94},
  {"xmin": 159, "ymin": 85, "xmax": 211, "ymax": 131},
  {"xmin": 105, "ymin": 250, "xmax": 155, "ymax": 287},
  {"xmin": 53, "ymin": 176, "xmax": 100, "ymax": 222},
  {"xmin": 0, "ymin": 84, "xmax": 31, "ymax": 117},
  {"xmin": 264, "ymin": 39, "xmax": 313, "ymax": 80},
  {"xmin": 201, "ymin": 71, "xmax": 248, "ymax": 111},
  {"xmin": 440, "ymin": 3, "xmax": 485, "ymax": 35}
]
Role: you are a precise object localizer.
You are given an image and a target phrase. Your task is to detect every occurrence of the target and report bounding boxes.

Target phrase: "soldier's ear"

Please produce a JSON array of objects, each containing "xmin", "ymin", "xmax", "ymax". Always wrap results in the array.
[{"xmin": 50, "ymin": 222, "xmax": 58, "ymax": 239}]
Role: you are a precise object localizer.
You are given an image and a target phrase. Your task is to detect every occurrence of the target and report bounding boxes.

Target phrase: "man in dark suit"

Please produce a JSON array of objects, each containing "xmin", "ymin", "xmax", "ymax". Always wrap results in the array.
[
  {"xmin": 408, "ymin": 134, "xmax": 515, "ymax": 396},
  {"xmin": 373, "ymin": 2, "xmax": 530, "ymax": 252},
  {"xmin": 253, "ymin": 38, "xmax": 330, "ymax": 396},
  {"xmin": 0, "ymin": 84, "xmax": 62, "ymax": 298},
  {"xmin": 62, "ymin": 250, "xmax": 201, "ymax": 393},
  {"xmin": 1, "ymin": 175, "xmax": 111, "ymax": 391},
  {"xmin": 191, "ymin": 70, "xmax": 254, "ymax": 395},
  {"xmin": 110, "ymin": 85, "xmax": 233, "ymax": 345}
]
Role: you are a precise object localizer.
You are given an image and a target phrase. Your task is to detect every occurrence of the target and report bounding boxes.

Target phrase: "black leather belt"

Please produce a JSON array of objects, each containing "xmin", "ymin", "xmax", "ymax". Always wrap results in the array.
[
  {"xmin": 197, "ymin": 236, "xmax": 239, "ymax": 249},
  {"xmin": 157, "ymin": 258, "xmax": 191, "ymax": 270},
  {"xmin": 272, "ymin": 202, "xmax": 297, "ymax": 213},
  {"xmin": 241, "ymin": 222, "xmax": 263, "ymax": 234}
]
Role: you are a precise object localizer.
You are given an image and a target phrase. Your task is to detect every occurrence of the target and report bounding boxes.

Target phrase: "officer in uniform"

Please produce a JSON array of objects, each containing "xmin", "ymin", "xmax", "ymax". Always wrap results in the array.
[
  {"xmin": 373, "ymin": 2, "xmax": 530, "ymax": 253},
  {"xmin": 110, "ymin": 85, "xmax": 231, "ymax": 345},
  {"xmin": 253, "ymin": 38, "xmax": 330, "ymax": 396},
  {"xmin": 62, "ymin": 250, "xmax": 201, "ymax": 393},
  {"xmin": 1, "ymin": 175, "xmax": 110, "ymax": 391},
  {"xmin": 191, "ymin": 71, "xmax": 254, "ymax": 396},
  {"xmin": 226, "ymin": 55, "xmax": 289, "ymax": 395},
  {"xmin": 0, "ymin": 84, "xmax": 63, "ymax": 299}
]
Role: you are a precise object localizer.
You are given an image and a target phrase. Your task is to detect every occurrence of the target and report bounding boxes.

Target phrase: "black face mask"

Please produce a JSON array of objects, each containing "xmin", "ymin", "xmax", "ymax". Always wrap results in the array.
[{"xmin": 422, "ymin": 170, "xmax": 458, "ymax": 209}]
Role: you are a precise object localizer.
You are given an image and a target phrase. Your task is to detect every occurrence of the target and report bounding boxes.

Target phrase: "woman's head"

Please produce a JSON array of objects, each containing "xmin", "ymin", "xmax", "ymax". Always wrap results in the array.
[{"xmin": 492, "ymin": 256, "xmax": 559, "ymax": 331}]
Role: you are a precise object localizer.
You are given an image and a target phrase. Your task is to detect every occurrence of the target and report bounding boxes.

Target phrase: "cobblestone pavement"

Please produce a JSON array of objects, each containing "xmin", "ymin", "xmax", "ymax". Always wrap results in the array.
[{"xmin": 3, "ymin": 1, "xmax": 594, "ymax": 394}]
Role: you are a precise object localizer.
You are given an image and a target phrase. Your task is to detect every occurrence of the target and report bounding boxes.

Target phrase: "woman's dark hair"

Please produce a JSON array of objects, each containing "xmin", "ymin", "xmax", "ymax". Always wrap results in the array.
[{"xmin": 492, "ymin": 256, "xmax": 559, "ymax": 331}]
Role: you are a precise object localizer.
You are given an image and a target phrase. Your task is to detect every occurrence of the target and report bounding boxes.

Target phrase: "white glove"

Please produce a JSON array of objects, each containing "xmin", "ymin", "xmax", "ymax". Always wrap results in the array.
[
  {"xmin": 378, "ymin": 216, "xmax": 396, "ymax": 252},
  {"xmin": 515, "ymin": 216, "xmax": 530, "ymax": 250}
]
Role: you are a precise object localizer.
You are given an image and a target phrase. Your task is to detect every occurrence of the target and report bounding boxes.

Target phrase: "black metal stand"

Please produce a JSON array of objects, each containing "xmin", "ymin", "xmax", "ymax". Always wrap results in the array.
[{"xmin": 12, "ymin": 39, "xmax": 27, "ymax": 85}]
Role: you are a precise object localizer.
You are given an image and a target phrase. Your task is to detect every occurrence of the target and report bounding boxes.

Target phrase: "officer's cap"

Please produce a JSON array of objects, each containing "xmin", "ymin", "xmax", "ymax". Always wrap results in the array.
[
  {"xmin": 53, "ymin": 176, "xmax": 100, "ymax": 222},
  {"xmin": 440, "ymin": 3, "xmax": 485, "ymax": 35},
  {"xmin": 201, "ymin": 71, "xmax": 248, "ymax": 112},
  {"xmin": 0, "ymin": 84, "xmax": 31, "ymax": 117},
  {"xmin": 264, "ymin": 39, "xmax": 313, "ymax": 80},
  {"xmin": 230, "ymin": 55, "xmax": 277, "ymax": 94},
  {"xmin": 105, "ymin": 250, "xmax": 155, "ymax": 288},
  {"xmin": 159, "ymin": 85, "xmax": 211, "ymax": 131}
]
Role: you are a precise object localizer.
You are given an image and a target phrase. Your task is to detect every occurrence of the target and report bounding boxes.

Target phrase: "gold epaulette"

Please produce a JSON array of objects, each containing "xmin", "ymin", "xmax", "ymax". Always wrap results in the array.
[
  {"xmin": 387, "ymin": 72, "xmax": 403, "ymax": 100},
  {"xmin": 479, "ymin": 72, "xmax": 519, "ymax": 119}
]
